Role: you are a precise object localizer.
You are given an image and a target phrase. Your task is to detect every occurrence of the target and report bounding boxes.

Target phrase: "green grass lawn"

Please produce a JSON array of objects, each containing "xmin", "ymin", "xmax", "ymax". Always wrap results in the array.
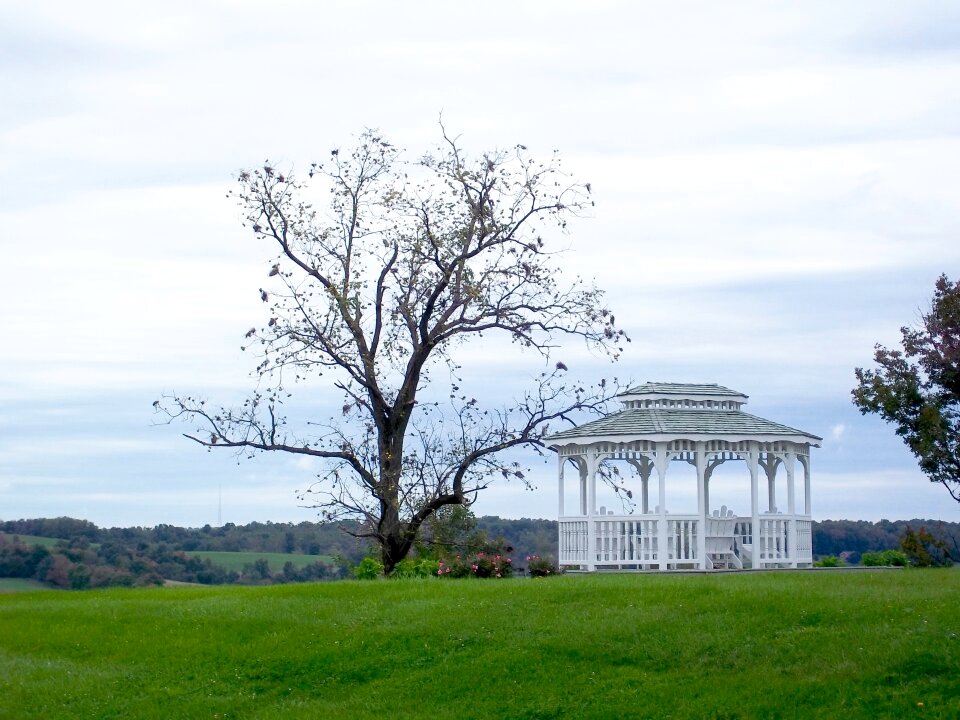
[
  {"xmin": 1, "ymin": 571, "xmax": 958, "ymax": 719},
  {"xmin": 189, "ymin": 551, "xmax": 334, "ymax": 572}
]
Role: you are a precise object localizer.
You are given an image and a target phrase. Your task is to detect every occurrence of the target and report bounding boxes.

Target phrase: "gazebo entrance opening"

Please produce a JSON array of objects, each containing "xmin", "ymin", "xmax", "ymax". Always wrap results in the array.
[{"xmin": 547, "ymin": 383, "xmax": 821, "ymax": 571}]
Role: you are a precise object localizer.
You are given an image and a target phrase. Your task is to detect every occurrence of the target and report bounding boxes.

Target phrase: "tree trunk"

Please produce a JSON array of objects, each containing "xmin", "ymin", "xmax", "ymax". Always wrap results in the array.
[{"xmin": 377, "ymin": 500, "xmax": 413, "ymax": 575}]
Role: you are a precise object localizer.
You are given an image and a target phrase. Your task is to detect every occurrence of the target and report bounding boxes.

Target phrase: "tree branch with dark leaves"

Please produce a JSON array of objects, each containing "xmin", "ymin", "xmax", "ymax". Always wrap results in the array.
[{"xmin": 853, "ymin": 274, "xmax": 960, "ymax": 504}]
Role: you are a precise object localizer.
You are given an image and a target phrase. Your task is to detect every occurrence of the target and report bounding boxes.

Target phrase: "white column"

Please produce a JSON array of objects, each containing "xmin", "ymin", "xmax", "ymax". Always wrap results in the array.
[
  {"xmin": 588, "ymin": 450, "xmax": 598, "ymax": 516},
  {"xmin": 586, "ymin": 448, "xmax": 598, "ymax": 571},
  {"xmin": 656, "ymin": 442, "xmax": 670, "ymax": 570},
  {"xmin": 696, "ymin": 443, "xmax": 707, "ymax": 569},
  {"xmin": 558, "ymin": 456, "xmax": 565, "ymax": 518},
  {"xmin": 785, "ymin": 451, "xmax": 797, "ymax": 567},
  {"xmin": 626, "ymin": 456, "xmax": 653, "ymax": 514},
  {"xmin": 640, "ymin": 456, "xmax": 652, "ymax": 514},
  {"xmin": 785, "ymin": 453, "xmax": 796, "ymax": 515},
  {"xmin": 579, "ymin": 459, "xmax": 588, "ymax": 515},
  {"xmin": 802, "ymin": 453, "xmax": 812, "ymax": 516},
  {"xmin": 748, "ymin": 443, "xmax": 760, "ymax": 569},
  {"xmin": 766, "ymin": 456, "xmax": 777, "ymax": 513},
  {"xmin": 704, "ymin": 461, "xmax": 717, "ymax": 516}
]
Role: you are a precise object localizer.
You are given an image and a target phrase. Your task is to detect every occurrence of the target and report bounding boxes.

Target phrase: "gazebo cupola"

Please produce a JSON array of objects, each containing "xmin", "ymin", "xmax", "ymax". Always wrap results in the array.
[{"xmin": 546, "ymin": 382, "xmax": 822, "ymax": 571}]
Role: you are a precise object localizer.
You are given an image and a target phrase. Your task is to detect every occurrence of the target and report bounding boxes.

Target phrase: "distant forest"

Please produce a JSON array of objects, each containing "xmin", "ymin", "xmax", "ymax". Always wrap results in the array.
[
  {"xmin": 1, "ymin": 515, "xmax": 957, "ymax": 590},
  {"xmin": 0, "ymin": 516, "xmax": 561, "ymax": 567}
]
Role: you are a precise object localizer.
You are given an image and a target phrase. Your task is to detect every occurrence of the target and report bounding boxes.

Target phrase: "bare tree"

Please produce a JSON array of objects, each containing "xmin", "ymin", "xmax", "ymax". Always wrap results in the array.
[{"xmin": 159, "ymin": 129, "xmax": 627, "ymax": 573}]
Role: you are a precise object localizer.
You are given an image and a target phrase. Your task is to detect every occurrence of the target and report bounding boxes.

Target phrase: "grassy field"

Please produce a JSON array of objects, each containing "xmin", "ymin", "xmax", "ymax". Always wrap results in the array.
[
  {"xmin": 0, "ymin": 578, "xmax": 51, "ymax": 593},
  {"xmin": 0, "ymin": 532, "xmax": 65, "ymax": 548},
  {"xmin": 1, "ymin": 571, "xmax": 958, "ymax": 719},
  {"xmin": 189, "ymin": 551, "xmax": 334, "ymax": 572}
]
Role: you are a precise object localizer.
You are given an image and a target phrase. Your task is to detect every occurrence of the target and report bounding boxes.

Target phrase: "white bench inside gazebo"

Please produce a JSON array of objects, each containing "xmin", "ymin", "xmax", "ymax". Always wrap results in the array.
[{"xmin": 546, "ymin": 383, "xmax": 821, "ymax": 571}]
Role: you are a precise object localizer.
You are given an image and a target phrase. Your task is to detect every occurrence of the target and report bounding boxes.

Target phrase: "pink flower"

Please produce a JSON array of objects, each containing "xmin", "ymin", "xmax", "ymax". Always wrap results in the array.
[
  {"xmin": 496, "ymin": 573, "xmax": 502, "ymax": 578},
  {"xmin": 506, "ymin": 558, "xmax": 512, "ymax": 563}
]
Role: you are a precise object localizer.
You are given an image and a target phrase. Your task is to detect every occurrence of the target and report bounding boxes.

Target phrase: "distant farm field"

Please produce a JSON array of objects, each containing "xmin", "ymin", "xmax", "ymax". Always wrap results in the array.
[
  {"xmin": 189, "ymin": 551, "xmax": 334, "ymax": 572},
  {"xmin": 1, "ymin": 571, "xmax": 958, "ymax": 719},
  {"xmin": 0, "ymin": 578, "xmax": 50, "ymax": 593},
  {"xmin": 0, "ymin": 533, "xmax": 64, "ymax": 548}
]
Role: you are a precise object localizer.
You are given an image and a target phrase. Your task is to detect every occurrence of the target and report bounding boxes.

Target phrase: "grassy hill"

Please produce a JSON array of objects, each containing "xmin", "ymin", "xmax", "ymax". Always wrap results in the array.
[{"xmin": 1, "ymin": 571, "xmax": 958, "ymax": 718}]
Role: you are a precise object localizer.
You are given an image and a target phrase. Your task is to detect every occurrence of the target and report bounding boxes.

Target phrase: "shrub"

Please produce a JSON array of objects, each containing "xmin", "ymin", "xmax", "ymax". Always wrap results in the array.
[
  {"xmin": 861, "ymin": 550, "xmax": 909, "ymax": 567},
  {"xmin": 352, "ymin": 556, "xmax": 384, "ymax": 580},
  {"xmin": 526, "ymin": 555, "xmax": 562, "ymax": 577},
  {"xmin": 392, "ymin": 557, "xmax": 438, "ymax": 578},
  {"xmin": 814, "ymin": 555, "xmax": 843, "ymax": 567},
  {"xmin": 884, "ymin": 550, "xmax": 910, "ymax": 566},
  {"xmin": 437, "ymin": 552, "xmax": 513, "ymax": 579},
  {"xmin": 900, "ymin": 526, "xmax": 953, "ymax": 567}
]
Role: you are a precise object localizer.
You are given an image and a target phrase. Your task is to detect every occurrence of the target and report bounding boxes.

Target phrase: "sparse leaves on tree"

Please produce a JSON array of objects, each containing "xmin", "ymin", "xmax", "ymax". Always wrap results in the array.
[{"xmin": 158, "ymin": 127, "xmax": 627, "ymax": 573}]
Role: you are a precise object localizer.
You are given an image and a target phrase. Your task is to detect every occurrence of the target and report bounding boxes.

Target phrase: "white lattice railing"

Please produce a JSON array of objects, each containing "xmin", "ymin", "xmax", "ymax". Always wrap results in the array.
[
  {"xmin": 559, "ymin": 514, "xmax": 701, "ymax": 568},
  {"xmin": 667, "ymin": 516, "xmax": 699, "ymax": 564},
  {"xmin": 560, "ymin": 514, "xmax": 814, "ymax": 570},
  {"xmin": 735, "ymin": 515, "xmax": 813, "ymax": 567},
  {"xmin": 795, "ymin": 519, "xmax": 812, "ymax": 563},
  {"xmin": 593, "ymin": 517, "xmax": 662, "ymax": 564},
  {"xmin": 559, "ymin": 519, "xmax": 589, "ymax": 563}
]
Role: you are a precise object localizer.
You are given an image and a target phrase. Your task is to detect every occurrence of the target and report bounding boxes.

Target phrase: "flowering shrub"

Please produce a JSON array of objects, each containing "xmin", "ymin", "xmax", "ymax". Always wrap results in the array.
[
  {"xmin": 526, "ymin": 555, "xmax": 562, "ymax": 577},
  {"xmin": 437, "ymin": 551, "xmax": 513, "ymax": 579}
]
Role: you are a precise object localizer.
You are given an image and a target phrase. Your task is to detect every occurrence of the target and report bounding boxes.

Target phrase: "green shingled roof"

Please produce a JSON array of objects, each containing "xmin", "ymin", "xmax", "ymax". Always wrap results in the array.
[
  {"xmin": 547, "ymin": 408, "xmax": 822, "ymax": 443},
  {"xmin": 619, "ymin": 382, "xmax": 747, "ymax": 398}
]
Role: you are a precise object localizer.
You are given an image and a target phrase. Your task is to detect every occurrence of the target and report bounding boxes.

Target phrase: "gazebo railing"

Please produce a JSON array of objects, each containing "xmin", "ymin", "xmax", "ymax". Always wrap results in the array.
[
  {"xmin": 559, "ymin": 513, "xmax": 813, "ymax": 569},
  {"xmin": 735, "ymin": 516, "xmax": 813, "ymax": 567},
  {"xmin": 796, "ymin": 518, "xmax": 812, "ymax": 560},
  {"xmin": 559, "ymin": 519, "xmax": 589, "ymax": 563},
  {"xmin": 559, "ymin": 514, "xmax": 701, "ymax": 568}
]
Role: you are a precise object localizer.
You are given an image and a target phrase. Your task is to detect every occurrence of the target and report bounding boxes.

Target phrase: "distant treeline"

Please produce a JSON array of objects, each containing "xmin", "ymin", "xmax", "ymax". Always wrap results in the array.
[
  {"xmin": 0, "ymin": 516, "xmax": 561, "ymax": 570},
  {"xmin": 2, "ymin": 516, "xmax": 957, "ymax": 589},
  {"xmin": 3, "ymin": 514, "xmax": 955, "ymax": 558},
  {"xmin": 0, "ymin": 516, "xmax": 368, "ymax": 559},
  {"xmin": 813, "ymin": 519, "xmax": 959, "ymax": 563},
  {"xmin": 0, "ymin": 531, "xmax": 347, "ymax": 590},
  {"xmin": 0, "ymin": 515, "xmax": 559, "ymax": 590}
]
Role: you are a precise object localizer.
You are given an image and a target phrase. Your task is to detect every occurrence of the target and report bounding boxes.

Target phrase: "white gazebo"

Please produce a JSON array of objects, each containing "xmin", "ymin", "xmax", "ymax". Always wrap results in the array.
[{"xmin": 547, "ymin": 383, "xmax": 821, "ymax": 571}]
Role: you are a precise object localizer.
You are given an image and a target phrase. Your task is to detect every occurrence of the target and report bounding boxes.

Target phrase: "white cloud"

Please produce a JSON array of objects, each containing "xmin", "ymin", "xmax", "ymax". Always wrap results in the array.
[
  {"xmin": 0, "ymin": 438, "xmax": 174, "ymax": 462},
  {"xmin": 294, "ymin": 456, "xmax": 316, "ymax": 472},
  {"xmin": 814, "ymin": 470, "xmax": 960, "ymax": 522}
]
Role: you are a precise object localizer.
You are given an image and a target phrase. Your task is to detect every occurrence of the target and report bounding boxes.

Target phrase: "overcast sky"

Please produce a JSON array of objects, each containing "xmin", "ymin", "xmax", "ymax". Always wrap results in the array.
[{"xmin": 2, "ymin": 1, "xmax": 960, "ymax": 529}]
